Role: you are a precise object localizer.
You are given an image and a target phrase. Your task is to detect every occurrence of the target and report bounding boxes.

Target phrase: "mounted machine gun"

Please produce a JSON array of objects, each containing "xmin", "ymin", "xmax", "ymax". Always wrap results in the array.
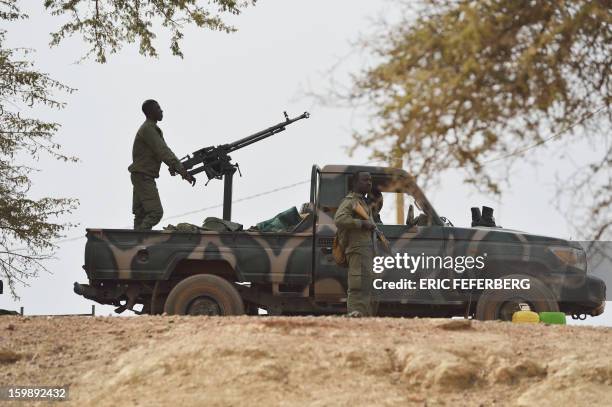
[{"xmin": 177, "ymin": 111, "xmax": 310, "ymax": 220}]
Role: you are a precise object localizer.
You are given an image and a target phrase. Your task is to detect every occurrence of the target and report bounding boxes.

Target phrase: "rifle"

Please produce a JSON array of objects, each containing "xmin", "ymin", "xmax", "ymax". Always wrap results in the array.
[
  {"xmin": 352, "ymin": 202, "xmax": 391, "ymax": 254},
  {"xmin": 178, "ymin": 111, "xmax": 310, "ymax": 221}
]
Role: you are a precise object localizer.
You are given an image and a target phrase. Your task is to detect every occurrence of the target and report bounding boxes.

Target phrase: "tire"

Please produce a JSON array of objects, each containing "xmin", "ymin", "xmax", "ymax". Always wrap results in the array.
[
  {"xmin": 475, "ymin": 274, "xmax": 559, "ymax": 321},
  {"xmin": 164, "ymin": 274, "xmax": 244, "ymax": 316}
]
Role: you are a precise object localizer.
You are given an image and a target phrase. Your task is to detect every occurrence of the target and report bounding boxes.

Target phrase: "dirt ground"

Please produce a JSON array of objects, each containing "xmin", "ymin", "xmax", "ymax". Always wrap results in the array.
[{"xmin": 0, "ymin": 316, "xmax": 611, "ymax": 406}]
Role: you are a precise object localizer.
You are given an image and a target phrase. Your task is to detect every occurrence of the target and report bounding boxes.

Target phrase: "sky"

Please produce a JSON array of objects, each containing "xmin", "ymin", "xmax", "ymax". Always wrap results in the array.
[{"xmin": 1, "ymin": 0, "xmax": 609, "ymax": 326}]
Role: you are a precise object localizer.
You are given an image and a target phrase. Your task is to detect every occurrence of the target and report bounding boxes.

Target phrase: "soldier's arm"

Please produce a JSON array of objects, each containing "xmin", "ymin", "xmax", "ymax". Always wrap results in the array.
[
  {"xmin": 334, "ymin": 199, "xmax": 362, "ymax": 229},
  {"xmin": 142, "ymin": 125, "xmax": 184, "ymax": 172}
]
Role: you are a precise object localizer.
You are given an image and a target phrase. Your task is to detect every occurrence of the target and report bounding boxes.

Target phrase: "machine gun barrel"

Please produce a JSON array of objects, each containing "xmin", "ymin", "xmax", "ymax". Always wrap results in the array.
[
  {"xmin": 178, "ymin": 110, "xmax": 310, "ymax": 221},
  {"xmin": 226, "ymin": 111, "xmax": 310, "ymax": 153},
  {"xmin": 179, "ymin": 111, "xmax": 310, "ymax": 180},
  {"xmin": 178, "ymin": 111, "xmax": 310, "ymax": 221}
]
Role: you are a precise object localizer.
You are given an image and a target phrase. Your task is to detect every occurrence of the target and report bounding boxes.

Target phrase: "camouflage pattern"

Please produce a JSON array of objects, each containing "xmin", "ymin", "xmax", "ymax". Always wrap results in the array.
[{"xmin": 75, "ymin": 164, "xmax": 606, "ymax": 318}]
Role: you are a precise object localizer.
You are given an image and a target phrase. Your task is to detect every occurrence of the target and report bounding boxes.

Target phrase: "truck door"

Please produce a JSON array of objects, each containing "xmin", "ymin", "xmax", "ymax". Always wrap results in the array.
[
  {"xmin": 374, "ymin": 192, "xmax": 450, "ymax": 307},
  {"xmin": 312, "ymin": 170, "xmax": 349, "ymax": 303},
  {"xmin": 312, "ymin": 172, "xmax": 456, "ymax": 309}
]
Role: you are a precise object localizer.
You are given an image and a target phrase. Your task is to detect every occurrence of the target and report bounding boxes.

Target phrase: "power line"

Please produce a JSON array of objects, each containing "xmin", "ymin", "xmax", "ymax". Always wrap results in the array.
[
  {"xmin": 160, "ymin": 179, "xmax": 311, "ymax": 222},
  {"xmin": 162, "ymin": 159, "xmax": 385, "ymax": 222},
  {"xmin": 42, "ymin": 179, "xmax": 312, "ymax": 247},
  {"xmin": 479, "ymin": 104, "xmax": 608, "ymax": 166}
]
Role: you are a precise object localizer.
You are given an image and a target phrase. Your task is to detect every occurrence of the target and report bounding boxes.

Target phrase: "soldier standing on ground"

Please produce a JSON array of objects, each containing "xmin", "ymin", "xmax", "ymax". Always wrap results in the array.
[
  {"xmin": 334, "ymin": 170, "xmax": 378, "ymax": 317},
  {"xmin": 128, "ymin": 99, "xmax": 196, "ymax": 230}
]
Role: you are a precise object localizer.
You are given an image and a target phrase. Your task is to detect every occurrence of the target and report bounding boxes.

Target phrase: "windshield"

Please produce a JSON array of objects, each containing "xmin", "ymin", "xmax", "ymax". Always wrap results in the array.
[
  {"xmin": 376, "ymin": 192, "xmax": 425, "ymax": 225},
  {"xmin": 369, "ymin": 175, "xmax": 442, "ymax": 226}
]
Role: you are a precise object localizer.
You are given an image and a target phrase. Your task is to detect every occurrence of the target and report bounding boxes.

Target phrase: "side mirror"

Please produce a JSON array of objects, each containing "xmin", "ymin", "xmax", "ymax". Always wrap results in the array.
[{"xmin": 406, "ymin": 204, "xmax": 415, "ymax": 226}]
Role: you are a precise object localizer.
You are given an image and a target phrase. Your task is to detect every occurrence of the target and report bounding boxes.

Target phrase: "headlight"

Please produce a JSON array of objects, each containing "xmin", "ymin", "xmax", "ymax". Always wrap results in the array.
[{"xmin": 549, "ymin": 246, "xmax": 587, "ymax": 272}]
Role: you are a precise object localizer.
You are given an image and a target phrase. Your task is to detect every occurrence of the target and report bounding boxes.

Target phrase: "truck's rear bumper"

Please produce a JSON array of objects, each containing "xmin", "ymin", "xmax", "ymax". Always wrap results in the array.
[{"xmin": 74, "ymin": 282, "xmax": 123, "ymax": 306}]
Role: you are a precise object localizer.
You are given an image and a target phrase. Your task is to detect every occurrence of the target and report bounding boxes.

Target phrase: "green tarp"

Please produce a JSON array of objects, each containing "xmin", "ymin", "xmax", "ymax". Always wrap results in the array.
[{"xmin": 255, "ymin": 207, "xmax": 303, "ymax": 232}]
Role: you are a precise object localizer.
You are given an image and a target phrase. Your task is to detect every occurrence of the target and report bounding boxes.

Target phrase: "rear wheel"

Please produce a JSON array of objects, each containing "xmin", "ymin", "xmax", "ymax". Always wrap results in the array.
[
  {"xmin": 164, "ymin": 274, "xmax": 244, "ymax": 316},
  {"xmin": 475, "ymin": 274, "xmax": 559, "ymax": 321}
]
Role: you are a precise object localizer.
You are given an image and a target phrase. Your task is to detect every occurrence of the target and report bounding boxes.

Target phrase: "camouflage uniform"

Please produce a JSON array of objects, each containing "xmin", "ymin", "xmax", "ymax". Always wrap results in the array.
[
  {"xmin": 128, "ymin": 119, "xmax": 184, "ymax": 230},
  {"xmin": 334, "ymin": 192, "xmax": 378, "ymax": 316}
]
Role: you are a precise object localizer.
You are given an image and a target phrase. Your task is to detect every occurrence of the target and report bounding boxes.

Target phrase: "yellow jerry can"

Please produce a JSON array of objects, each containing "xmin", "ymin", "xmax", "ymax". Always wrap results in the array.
[{"xmin": 512, "ymin": 310, "xmax": 540, "ymax": 323}]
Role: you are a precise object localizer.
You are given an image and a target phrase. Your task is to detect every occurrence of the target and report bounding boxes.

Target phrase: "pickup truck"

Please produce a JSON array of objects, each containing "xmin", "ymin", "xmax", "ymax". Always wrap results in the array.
[{"xmin": 74, "ymin": 164, "xmax": 606, "ymax": 320}]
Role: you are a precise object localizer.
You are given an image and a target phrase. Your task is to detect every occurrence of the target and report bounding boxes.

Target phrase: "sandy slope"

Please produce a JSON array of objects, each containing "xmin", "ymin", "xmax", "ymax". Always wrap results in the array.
[{"xmin": 0, "ymin": 316, "xmax": 611, "ymax": 406}]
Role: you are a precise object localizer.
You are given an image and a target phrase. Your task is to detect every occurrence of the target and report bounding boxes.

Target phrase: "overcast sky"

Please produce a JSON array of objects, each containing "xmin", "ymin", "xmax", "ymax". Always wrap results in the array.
[{"xmin": 1, "ymin": 1, "xmax": 608, "ymax": 326}]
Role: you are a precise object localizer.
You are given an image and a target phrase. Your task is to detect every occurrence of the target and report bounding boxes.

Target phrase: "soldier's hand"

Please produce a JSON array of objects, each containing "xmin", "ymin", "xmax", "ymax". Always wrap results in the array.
[
  {"xmin": 361, "ymin": 220, "xmax": 376, "ymax": 231},
  {"xmin": 183, "ymin": 173, "xmax": 196, "ymax": 186},
  {"xmin": 178, "ymin": 169, "xmax": 196, "ymax": 186},
  {"xmin": 169, "ymin": 168, "xmax": 177, "ymax": 176}
]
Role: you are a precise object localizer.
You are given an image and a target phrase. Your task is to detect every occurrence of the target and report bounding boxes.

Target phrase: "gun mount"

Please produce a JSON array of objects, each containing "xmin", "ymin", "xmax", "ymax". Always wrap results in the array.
[{"xmin": 180, "ymin": 111, "xmax": 310, "ymax": 221}]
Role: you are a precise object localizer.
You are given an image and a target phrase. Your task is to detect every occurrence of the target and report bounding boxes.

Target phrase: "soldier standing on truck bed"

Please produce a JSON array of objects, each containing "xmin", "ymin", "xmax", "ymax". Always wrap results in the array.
[
  {"xmin": 334, "ymin": 170, "xmax": 378, "ymax": 317},
  {"xmin": 128, "ymin": 99, "xmax": 196, "ymax": 230}
]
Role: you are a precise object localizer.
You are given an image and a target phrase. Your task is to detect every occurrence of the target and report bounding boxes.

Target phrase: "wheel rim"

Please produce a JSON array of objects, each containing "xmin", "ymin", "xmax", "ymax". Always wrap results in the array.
[
  {"xmin": 187, "ymin": 296, "xmax": 222, "ymax": 315},
  {"xmin": 497, "ymin": 299, "xmax": 533, "ymax": 321}
]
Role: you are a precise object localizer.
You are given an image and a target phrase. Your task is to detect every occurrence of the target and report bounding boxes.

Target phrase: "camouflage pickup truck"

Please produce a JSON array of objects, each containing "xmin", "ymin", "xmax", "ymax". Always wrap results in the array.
[{"xmin": 74, "ymin": 164, "xmax": 606, "ymax": 320}]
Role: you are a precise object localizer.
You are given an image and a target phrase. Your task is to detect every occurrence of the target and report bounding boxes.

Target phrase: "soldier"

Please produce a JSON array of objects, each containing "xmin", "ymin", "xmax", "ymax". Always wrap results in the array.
[
  {"xmin": 128, "ymin": 99, "xmax": 196, "ymax": 230},
  {"xmin": 334, "ymin": 170, "xmax": 378, "ymax": 317}
]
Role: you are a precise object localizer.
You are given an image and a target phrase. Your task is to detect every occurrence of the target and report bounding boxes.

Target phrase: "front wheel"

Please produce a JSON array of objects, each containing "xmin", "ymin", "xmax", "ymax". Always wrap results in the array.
[
  {"xmin": 475, "ymin": 274, "xmax": 559, "ymax": 321},
  {"xmin": 164, "ymin": 274, "xmax": 245, "ymax": 316}
]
